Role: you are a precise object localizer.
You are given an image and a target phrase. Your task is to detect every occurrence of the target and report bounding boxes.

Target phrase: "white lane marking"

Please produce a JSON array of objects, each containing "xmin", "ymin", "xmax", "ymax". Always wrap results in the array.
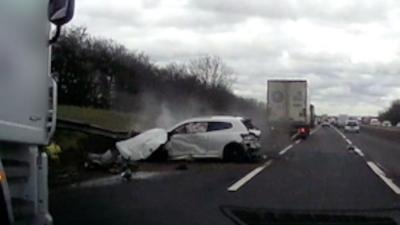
[
  {"xmin": 354, "ymin": 148, "xmax": 365, "ymax": 157},
  {"xmin": 333, "ymin": 127, "xmax": 346, "ymax": 138},
  {"xmin": 376, "ymin": 162, "xmax": 386, "ymax": 172},
  {"xmin": 345, "ymin": 138, "xmax": 352, "ymax": 145},
  {"xmin": 367, "ymin": 162, "xmax": 400, "ymax": 195},
  {"xmin": 279, "ymin": 144, "xmax": 293, "ymax": 155},
  {"xmin": 333, "ymin": 127, "xmax": 352, "ymax": 145},
  {"xmin": 334, "ymin": 126, "xmax": 400, "ymax": 195},
  {"xmin": 228, "ymin": 160, "xmax": 273, "ymax": 192},
  {"xmin": 227, "ymin": 132, "xmax": 307, "ymax": 192},
  {"xmin": 310, "ymin": 127, "xmax": 320, "ymax": 135}
]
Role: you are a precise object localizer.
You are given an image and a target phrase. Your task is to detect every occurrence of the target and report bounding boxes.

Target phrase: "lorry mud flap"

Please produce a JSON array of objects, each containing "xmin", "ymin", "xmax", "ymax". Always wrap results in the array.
[{"xmin": 0, "ymin": 162, "xmax": 13, "ymax": 225}]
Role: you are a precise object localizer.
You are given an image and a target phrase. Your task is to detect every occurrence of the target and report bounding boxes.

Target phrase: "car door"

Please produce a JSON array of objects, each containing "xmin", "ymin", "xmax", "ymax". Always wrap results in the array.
[
  {"xmin": 166, "ymin": 122, "xmax": 208, "ymax": 158},
  {"xmin": 203, "ymin": 122, "xmax": 234, "ymax": 156}
]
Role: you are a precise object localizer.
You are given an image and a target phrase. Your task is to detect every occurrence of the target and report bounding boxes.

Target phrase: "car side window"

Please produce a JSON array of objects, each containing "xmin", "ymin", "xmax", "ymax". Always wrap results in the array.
[
  {"xmin": 172, "ymin": 124, "xmax": 187, "ymax": 134},
  {"xmin": 186, "ymin": 122, "xmax": 207, "ymax": 134},
  {"xmin": 207, "ymin": 122, "xmax": 232, "ymax": 132}
]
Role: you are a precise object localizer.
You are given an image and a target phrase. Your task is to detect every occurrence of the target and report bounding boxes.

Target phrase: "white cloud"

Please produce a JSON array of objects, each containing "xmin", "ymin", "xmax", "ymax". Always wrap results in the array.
[{"xmin": 70, "ymin": 0, "xmax": 400, "ymax": 116}]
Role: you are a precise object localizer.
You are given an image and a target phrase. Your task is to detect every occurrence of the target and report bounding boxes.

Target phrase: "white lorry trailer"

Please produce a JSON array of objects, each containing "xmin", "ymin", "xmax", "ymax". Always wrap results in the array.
[
  {"xmin": 337, "ymin": 114, "xmax": 348, "ymax": 128},
  {"xmin": 267, "ymin": 80, "xmax": 312, "ymax": 139},
  {"xmin": 0, "ymin": 1, "xmax": 74, "ymax": 224}
]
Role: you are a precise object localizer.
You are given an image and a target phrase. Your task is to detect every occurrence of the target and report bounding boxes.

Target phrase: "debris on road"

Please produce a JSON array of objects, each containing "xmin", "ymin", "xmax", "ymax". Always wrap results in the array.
[
  {"xmin": 69, "ymin": 171, "xmax": 166, "ymax": 189},
  {"xmin": 347, "ymin": 144, "xmax": 355, "ymax": 151},
  {"xmin": 175, "ymin": 164, "xmax": 188, "ymax": 170},
  {"xmin": 86, "ymin": 148, "xmax": 120, "ymax": 168}
]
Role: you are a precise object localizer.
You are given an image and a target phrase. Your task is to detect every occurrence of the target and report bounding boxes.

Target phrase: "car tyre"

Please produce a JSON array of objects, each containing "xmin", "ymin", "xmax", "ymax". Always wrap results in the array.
[
  {"xmin": 146, "ymin": 144, "xmax": 169, "ymax": 162},
  {"xmin": 223, "ymin": 143, "xmax": 247, "ymax": 163}
]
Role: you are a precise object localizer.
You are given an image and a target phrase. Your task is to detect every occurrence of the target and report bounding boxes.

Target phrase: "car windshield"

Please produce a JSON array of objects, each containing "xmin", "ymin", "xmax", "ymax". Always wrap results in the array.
[
  {"xmin": 346, "ymin": 122, "xmax": 358, "ymax": 126},
  {"xmin": 5, "ymin": 1, "xmax": 400, "ymax": 225}
]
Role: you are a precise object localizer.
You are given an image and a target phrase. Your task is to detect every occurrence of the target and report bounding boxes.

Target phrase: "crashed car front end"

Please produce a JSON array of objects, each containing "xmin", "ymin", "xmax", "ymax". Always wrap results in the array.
[{"xmin": 241, "ymin": 133, "xmax": 261, "ymax": 157}]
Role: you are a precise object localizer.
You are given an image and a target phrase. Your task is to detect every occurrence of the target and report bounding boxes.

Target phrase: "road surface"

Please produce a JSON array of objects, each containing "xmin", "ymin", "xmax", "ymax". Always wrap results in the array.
[{"xmin": 50, "ymin": 126, "xmax": 400, "ymax": 225}]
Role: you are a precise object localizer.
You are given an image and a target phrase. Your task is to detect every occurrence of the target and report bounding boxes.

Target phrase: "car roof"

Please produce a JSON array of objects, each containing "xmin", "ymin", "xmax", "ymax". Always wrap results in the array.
[
  {"xmin": 179, "ymin": 116, "xmax": 244, "ymax": 124},
  {"xmin": 167, "ymin": 116, "xmax": 249, "ymax": 131}
]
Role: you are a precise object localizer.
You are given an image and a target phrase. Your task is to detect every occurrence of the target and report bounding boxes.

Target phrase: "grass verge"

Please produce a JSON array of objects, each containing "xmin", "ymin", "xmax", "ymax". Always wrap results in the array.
[{"xmin": 58, "ymin": 105, "xmax": 134, "ymax": 131}]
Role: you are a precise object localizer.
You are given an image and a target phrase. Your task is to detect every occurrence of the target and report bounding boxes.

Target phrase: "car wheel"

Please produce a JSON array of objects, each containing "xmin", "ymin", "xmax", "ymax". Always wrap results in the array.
[
  {"xmin": 223, "ymin": 143, "xmax": 247, "ymax": 162},
  {"xmin": 146, "ymin": 144, "xmax": 169, "ymax": 162}
]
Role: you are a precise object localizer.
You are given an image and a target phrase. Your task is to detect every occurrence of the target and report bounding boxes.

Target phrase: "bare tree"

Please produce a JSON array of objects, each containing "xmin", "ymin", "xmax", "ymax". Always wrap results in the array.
[{"xmin": 187, "ymin": 55, "xmax": 235, "ymax": 89}]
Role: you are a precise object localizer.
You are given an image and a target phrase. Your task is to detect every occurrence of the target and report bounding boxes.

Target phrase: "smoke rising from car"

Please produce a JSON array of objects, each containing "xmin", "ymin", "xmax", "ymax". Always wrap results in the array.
[{"xmin": 115, "ymin": 90, "xmax": 290, "ymax": 153}]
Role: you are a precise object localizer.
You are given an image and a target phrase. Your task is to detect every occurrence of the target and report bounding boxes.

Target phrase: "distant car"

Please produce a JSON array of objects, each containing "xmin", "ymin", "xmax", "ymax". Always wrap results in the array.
[
  {"xmin": 321, "ymin": 121, "xmax": 330, "ymax": 127},
  {"xmin": 370, "ymin": 119, "xmax": 380, "ymax": 126},
  {"xmin": 115, "ymin": 116, "xmax": 262, "ymax": 162},
  {"xmin": 397, "ymin": 122, "xmax": 400, "ymax": 128},
  {"xmin": 328, "ymin": 118, "xmax": 337, "ymax": 126},
  {"xmin": 382, "ymin": 120, "xmax": 392, "ymax": 127},
  {"xmin": 344, "ymin": 120, "xmax": 360, "ymax": 133}
]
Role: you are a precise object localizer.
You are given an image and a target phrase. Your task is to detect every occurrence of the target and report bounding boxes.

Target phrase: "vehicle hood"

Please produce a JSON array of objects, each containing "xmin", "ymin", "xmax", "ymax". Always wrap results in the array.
[
  {"xmin": 221, "ymin": 206, "xmax": 400, "ymax": 225},
  {"xmin": 116, "ymin": 128, "xmax": 168, "ymax": 161}
]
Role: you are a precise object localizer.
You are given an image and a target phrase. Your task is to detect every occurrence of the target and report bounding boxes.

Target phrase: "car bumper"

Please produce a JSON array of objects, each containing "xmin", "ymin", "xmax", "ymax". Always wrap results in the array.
[
  {"xmin": 243, "ymin": 142, "xmax": 261, "ymax": 154},
  {"xmin": 344, "ymin": 128, "xmax": 359, "ymax": 132}
]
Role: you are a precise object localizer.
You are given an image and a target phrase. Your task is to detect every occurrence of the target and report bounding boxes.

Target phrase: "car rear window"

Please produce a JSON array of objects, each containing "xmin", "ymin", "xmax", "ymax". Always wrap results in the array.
[
  {"xmin": 347, "ymin": 122, "xmax": 358, "ymax": 126},
  {"xmin": 207, "ymin": 122, "xmax": 232, "ymax": 132}
]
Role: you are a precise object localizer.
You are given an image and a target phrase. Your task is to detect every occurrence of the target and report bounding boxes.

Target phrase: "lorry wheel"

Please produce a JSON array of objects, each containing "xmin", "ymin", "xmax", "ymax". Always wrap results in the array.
[{"xmin": 223, "ymin": 143, "xmax": 247, "ymax": 162}]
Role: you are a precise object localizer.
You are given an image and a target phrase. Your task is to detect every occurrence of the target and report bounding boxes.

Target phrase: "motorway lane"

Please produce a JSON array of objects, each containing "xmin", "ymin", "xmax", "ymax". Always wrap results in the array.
[
  {"xmin": 341, "ymin": 128, "xmax": 400, "ymax": 186},
  {"xmin": 50, "ymin": 127, "xmax": 400, "ymax": 225},
  {"xmin": 50, "ymin": 164, "xmax": 256, "ymax": 225},
  {"xmin": 232, "ymin": 127, "xmax": 400, "ymax": 209}
]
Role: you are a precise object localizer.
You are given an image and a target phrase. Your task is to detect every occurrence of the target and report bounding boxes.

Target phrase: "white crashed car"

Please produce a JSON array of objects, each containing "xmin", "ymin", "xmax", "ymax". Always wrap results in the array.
[{"xmin": 116, "ymin": 116, "xmax": 261, "ymax": 162}]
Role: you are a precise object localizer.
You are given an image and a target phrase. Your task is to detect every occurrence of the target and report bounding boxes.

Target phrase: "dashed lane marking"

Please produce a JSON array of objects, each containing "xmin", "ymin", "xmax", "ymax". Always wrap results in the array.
[
  {"xmin": 227, "ymin": 160, "xmax": 273, "ymax": 192},
  {"xmin": 333, "ymin": 126, "xmax": 400, "ymax": 195},
  {"xmin": 367, "ymin": 161, "xmax": 400, "ymax": 195},
  {"xmin": 227, "ymin": 127, "xmax": 321, "ymax": 192},
  {"xmin": 354, "ymin": 148, "xmax": 365, "ymax": 157},
  {"xmin": 310, "ymin": 127, "xmax": 321, "ymax": 135},
  {"xmin": 279, "ymin": 144, "xmax": 293, "ymax": 155}
]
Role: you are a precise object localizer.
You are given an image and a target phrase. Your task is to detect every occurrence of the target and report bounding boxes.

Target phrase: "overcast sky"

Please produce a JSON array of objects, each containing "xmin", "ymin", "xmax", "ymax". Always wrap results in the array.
[{"xmin": 70, "ymin": 0, "xmax": 400, "ymax": 116}]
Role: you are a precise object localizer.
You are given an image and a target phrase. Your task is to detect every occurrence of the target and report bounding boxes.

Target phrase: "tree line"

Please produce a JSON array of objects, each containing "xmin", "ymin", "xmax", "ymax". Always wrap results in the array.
[
  {"xmin": 379, "ymin": 100, "xmax": 400, "ymax": 126},
  {"xmin": 51, "ymin": 27, "xmax": 265, "ymax": 127}
]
